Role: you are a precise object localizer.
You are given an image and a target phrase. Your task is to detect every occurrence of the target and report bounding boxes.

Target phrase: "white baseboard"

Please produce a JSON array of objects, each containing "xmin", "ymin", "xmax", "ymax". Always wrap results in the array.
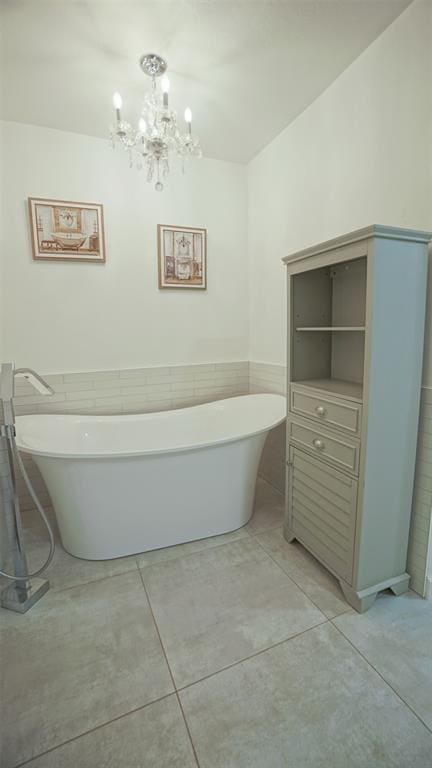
[{"xmin": 425, "ymin": 576, "xmax": 432, "ymax": 600}]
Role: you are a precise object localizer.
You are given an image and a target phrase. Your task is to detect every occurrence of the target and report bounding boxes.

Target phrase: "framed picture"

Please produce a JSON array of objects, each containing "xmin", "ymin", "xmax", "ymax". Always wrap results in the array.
[
  {"xmin": 28, "ymin": 198, "xmax": 106, "ymax": 262},
  {"xmin": 158, "ymin": 224, "xmax": 207, "ymax": 289}
]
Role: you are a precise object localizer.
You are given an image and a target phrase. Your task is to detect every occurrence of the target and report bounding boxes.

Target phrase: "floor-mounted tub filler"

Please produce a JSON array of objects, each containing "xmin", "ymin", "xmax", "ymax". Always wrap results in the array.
[
  {"xmin": 16, "ymin": 394, "xmax": 286, "ymax": 560},
  {"xmin": 0, "ymin": 363, "xmax": 56, "ymax": 612}
]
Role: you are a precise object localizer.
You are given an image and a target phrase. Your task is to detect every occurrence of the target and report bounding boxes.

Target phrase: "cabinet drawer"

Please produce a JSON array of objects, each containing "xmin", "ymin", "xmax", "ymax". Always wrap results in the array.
[
  {"xmin": 287, "ymin": 447, "xmax": 357, "ymax": 583},
  {"xmin": 290, "ymin": 386, "xmax": 362, "ymax": 436},
  {"xmin": 288, "ymin": 416, "xmax": 360, "ymax": 475}
]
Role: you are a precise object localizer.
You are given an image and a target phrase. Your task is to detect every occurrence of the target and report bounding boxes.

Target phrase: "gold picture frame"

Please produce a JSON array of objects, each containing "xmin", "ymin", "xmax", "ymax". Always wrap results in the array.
[
  {"xmin": 28, "ymin": 197, "xmax": 106, "ymax": 262},
  {"xmin": 158, "ymin": 224, "xmax": 207, "ymax": 289}
]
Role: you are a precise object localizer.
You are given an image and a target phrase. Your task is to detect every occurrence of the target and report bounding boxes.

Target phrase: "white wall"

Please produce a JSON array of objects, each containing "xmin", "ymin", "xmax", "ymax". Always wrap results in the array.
[
  {"xmin": 247, "ymin": 0, "xmax": 432, "ymax": 594},
  {"xmin": 248, "ymin": 0, "xmax": 432, "ymax": 379},
  {"xmin": 0, "ymin": 128, "xmax": 5, "ymax": 361},
  {"xmin": 0, "ymin": 121, "xmax": 248, "ymax": 373}
]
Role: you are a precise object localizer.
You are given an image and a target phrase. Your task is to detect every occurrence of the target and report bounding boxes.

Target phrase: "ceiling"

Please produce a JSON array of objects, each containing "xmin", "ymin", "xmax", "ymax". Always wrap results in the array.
[{"xmin": 0, "ymin": 0, "xmax": 411, "ymax": 163}]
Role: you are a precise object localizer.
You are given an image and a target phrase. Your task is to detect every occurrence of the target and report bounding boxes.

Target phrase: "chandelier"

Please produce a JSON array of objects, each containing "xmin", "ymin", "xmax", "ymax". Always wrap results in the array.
[{"xmin": 110, "ymin": 53, "xmax": 202, "ymax": 191}]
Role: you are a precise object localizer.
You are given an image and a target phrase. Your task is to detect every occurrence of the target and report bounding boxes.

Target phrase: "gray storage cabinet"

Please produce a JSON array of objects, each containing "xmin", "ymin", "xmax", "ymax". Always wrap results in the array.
[{"xmin": 283, "ymin": 225, "xmax": 431, "ymax": 612}]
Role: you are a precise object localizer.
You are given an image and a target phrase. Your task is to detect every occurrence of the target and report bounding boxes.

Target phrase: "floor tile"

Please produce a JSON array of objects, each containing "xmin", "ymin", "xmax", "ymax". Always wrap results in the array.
[
  {"xmin": 256, "ymin": 528, "xmax": 349, "ymax": 618},
  {"xmin": 25, "ymin": 695, "xmax": 197, "ymax": 768},
  {"xmin": 180, "ymin": 623, "xmax": 432, "ymax": 768},
  {"xmin": 333, "ymin": 590, "xmax": 432, "ymax": 729},
  {"xmin": 1, "ymin": 507, "xmax": 139, "ymax": 593},
  {"xmin": 136, "ymin": 527, "xmax": 250, "ymax": 569},
  {"xmin": 142, "ymin": 537, "xmax": 325, "ymax": 688},
  {"xmin": 246, "ymin": 478, "xmax": 284, "ymax": 534},
  {"xmin": 1, "ymin": 571, "xmax": 174, "ymax": 768}
]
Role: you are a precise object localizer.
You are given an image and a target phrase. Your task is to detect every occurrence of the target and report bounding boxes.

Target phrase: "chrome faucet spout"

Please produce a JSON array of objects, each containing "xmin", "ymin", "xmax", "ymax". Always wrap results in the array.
[
  {"xmin": 0, "ymin": 363, "xmax": 54, "ymax": 430},
  {"xmin": 13, "ymin": 368, "xmax": 54, "ymax": 396}
]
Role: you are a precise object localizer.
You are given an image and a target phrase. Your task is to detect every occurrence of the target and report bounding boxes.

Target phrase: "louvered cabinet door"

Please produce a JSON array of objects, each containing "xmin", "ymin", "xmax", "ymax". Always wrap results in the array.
[{"xmin": 287, "ymin": 446, "xmax": 358, "ymax": 584}]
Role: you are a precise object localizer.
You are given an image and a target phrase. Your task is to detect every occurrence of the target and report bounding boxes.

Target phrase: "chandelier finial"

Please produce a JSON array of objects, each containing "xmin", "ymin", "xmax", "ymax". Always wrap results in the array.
[{"xmin": 139, "ymin": 53, "xmax": 167, "ymax": 78}]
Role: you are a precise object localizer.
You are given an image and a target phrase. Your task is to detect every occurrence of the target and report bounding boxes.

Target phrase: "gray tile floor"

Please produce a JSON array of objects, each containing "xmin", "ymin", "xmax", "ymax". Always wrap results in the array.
[{"xmin": 1, "ymin": 477, "xmax": 432, "ymax": 767}]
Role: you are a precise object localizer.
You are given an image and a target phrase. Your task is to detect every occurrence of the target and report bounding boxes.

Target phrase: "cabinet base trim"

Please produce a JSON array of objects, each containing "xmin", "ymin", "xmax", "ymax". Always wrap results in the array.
[
  {"xmin": 284, "ymin": 522, "xmax": 296, "ymax": 543},
  {"xmin": 339, "ymin": 574, "xmax": 410, "ymax": 613}
]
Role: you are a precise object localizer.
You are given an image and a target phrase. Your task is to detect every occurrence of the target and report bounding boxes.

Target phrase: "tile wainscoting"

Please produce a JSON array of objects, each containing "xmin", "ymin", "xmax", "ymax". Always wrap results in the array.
[
  {"xmin": 12, "ymin": 362, "xmax": 250, "ymax": 417},
  {"xmin": 1, "ymin": 361, "xmax": 431, "ymax": 598},
  {"xmin": 249, "ymin": 362, "xmax": 286, "ymax": 494},
  {"xmin": 408, "ymin": 386, "xmax": 432, "ymax": 596},
  {"xmin": 0, "ymin": 407, "xmax": 10, "ymax": 567}
]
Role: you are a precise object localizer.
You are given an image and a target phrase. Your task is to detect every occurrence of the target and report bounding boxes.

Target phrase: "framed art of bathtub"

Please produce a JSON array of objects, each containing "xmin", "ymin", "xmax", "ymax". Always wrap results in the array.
[
  {"xmin": 158, "ymin": 223, "xmax": 207, "ymax": 289},
  {"xmin": 28, "ymin": 197, "xmax": 106, "ymax": 262}
]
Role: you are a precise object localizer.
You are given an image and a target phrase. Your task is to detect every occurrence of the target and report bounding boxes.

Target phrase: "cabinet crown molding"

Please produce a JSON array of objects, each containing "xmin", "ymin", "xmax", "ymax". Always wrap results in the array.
[{"xmin": 282, "ymin": 225, "xmax": 432, "ymax": 265}]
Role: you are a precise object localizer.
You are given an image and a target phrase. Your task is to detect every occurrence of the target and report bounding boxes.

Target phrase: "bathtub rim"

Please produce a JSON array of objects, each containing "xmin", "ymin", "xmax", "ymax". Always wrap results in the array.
[{"xmin": 15, "ymin": 393, "xmax": 286, "ymax": 461}]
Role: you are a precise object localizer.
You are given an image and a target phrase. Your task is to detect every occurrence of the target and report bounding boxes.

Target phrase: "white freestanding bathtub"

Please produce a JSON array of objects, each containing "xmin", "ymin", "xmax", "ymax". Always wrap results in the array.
[{"xmin": 16, "ymin": 394, "xmax": 286, "ymax": 560}]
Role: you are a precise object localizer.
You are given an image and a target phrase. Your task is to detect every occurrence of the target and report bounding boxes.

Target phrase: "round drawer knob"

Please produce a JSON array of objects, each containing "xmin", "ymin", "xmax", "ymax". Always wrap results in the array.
[
  {"xmin": 313, "ymin": 438, "xmax": 325, "ymax": 450},
  {"xmin": 315, "ymin": 405, "xmax": 326, "ymax": 417}
]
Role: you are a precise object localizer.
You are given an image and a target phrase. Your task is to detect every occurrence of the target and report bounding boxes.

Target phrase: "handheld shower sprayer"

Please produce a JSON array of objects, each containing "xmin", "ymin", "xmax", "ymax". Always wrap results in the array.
[{"xmin": 0, "ymin": 362, "xmax": 56, "ymax": 612}]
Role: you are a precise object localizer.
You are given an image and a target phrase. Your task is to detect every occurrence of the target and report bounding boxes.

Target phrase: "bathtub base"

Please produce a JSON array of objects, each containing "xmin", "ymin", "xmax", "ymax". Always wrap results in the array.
[{"xmin": 34, "ymin": 435, "xmax": 267, "ymax": 560}]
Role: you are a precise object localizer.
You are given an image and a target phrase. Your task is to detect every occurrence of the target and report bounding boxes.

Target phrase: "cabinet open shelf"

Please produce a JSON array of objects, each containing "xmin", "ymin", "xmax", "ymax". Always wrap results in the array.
[
  {"xmin": 295, "ymin": 326, "xmax": 365, "ymax": 332},
  {"xmin": 293, "ymin": 378, "xmax": 363, "ymax": 403},
  {"xmin": 291, "ymin": 256, "xmax": 367, "ymax": 388}
]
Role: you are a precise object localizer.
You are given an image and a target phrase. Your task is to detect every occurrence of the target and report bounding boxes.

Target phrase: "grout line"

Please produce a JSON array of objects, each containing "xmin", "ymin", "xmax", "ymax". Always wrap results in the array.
[
  {"xmin": 252, "ymin": 532, "xmax": 333, "ymax": 617},
  {"xmin": 135, "ymin": 530, "xmax": 252, "ymax": 574},
  {"xmin": 13, "ymin": 566, "xmax": 182, "ymax": 766},
  {"xmin": 176, "ymin": 618, "xmax": 330, "ymax": 694},
  {"xmin": 251, "ymin": 525, "xmax": 283, "ymax": 535},
  {"xmin": 330, "ymin": 620, "xmax": 432, "ymax": 734},
  {"xmin": 12, "ymin": 692, "xmax": 176, "ymax": 768},
  {"xmin": 138, "ymin": 569, "xmax": 201, "ymax": 767},
  {"xmin": 137, "ymin": 543, "xmax": 329, "ymax": 755},
  {"xmin": 175, "ymin": 690, "xmax": 202, "ymax": 768},
  {"xmin": 251, "ymin": 527, "xmax": 352, "ymax": 620},
  {"xmin": 137, "ymin": 569, "xmax": 177, "ymax": 690},
  {"xmin": 1, "ymin": 560, "xmax": 141, "ymax": 605},
  {"xmin": 11, "ymin": 502, "xmax": 341, "ymax": 766},
  {"xmin": 19, "ymin": 515, "xmax": 263, "ymax": 599},
  {"xmin": 257, "ymin": 474, "xmax": 285, "ymax": 496},
  {"xmin": 247, "ymin": 521, "xmax": 284, "ymax": 536},
  {"xmin": 41, "ymin": 560, "xmax": 141, "ymax": 595}
]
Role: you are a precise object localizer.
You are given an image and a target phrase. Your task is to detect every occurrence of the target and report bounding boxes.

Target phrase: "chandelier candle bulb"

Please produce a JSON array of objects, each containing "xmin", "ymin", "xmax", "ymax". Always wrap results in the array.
[
  {"xmin": 112, "ymin": 91, "xmax": 123, "ymax": 121},
  {"xmin": 161, "ymin": 75, "xmax": 170, "ymax": 107},
  {"xmin": 185, "ymin": 107, "xmax": 192, "ymax": 133}
]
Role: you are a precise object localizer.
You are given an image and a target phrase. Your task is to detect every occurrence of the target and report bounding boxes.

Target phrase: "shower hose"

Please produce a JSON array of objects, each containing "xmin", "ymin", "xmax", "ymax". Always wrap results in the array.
[{"xmin": 0, "ymin": 434, "xmax": 55, "ymax": 581}]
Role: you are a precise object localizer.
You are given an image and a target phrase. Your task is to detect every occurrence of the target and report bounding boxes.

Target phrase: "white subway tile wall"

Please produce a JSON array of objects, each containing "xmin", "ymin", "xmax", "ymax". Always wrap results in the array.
[
  {"xmin": 407, "ymin": 386, "xmax": 432, "ymax": 595},
  {"xmin": 249, "ymin": 362, "xmax": 287, "ymax": 494},
  {"xmin": 1, "ymin": 362, "xmax": 431, "ymax": 597},
  {"xmin": 13, "ymin": 362, "xmax": 250, "ymax": 417},
  {"xmin": 0, "ymin": 401, "xmax": 10, "ymax": 566}
]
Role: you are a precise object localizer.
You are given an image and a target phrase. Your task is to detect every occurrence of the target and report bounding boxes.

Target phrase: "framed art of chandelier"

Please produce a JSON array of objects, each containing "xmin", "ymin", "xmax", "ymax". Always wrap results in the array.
[{"xmin": 110, "ymin": 53, "xmax": 202, "ymax": 191}]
